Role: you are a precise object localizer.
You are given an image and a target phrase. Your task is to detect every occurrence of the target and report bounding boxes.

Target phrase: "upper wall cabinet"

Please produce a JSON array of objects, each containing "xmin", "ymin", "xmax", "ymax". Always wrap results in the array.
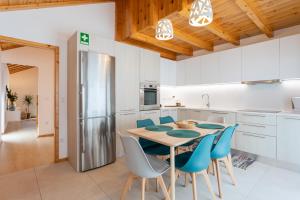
[
  {"xmin": 160, "ymin": 58, "xmax": 177, "ymax": 86},
  {"xmin": 219, "ymin": 48, "xmax": 242, "ymax": 83},
  {"xmin": 115, "ymin": 43, "xmax": 140, "ymax": 112},
  {"xmin": 176, "ymin": 60, "xmax": 186, "ymax": 86},
  {"xmin": 140, "ymin": 49, "xmax": 160, "ymax": 83},
  {"xmin": 242, "ymin": 39, "xmax": 280, "ymax": 81},
  {"xmin": 185, "ymin": 56, "xmax": 202, "ymax": 85},
  {"xmin": 280, "ymin": 34, "xmax": 300, "ymax": 80},
  {"xmin": 201, "ymin": 53, "xmax": 220, "ymax": 84}
]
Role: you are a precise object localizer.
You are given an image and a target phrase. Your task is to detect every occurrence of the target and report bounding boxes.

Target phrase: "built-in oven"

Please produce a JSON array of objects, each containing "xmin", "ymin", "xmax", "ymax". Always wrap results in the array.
[{"xmin": 140, "ymin": 82, "xmax": 160, "ymax": 111}]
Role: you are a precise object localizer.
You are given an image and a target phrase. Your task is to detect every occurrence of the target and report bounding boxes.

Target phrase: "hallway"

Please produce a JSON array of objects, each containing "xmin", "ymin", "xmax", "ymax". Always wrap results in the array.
[{"xmin": 0, "ymin": 120, "xmax": 54, "ymax": 176}]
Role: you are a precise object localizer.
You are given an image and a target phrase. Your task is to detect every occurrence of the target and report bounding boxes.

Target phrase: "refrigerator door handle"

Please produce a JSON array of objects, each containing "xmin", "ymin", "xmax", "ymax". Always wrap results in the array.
[
  {"xmin": 81, "ymin": 84, "xmax": 86, "ymax": 118},
  {"xmin": 80, "ymin": 120, "xmax": 86, "ymax": 153}
]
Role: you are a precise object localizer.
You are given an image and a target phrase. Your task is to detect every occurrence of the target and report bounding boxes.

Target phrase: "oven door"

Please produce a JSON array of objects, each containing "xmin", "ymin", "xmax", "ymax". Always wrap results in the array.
[{"xmin": 140, "ymin": 88, "xmax": 160, "ymax": 110}]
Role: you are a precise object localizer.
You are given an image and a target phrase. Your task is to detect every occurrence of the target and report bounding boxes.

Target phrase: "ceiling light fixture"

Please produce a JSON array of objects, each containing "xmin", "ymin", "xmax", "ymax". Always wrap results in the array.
[
  {"xmin": 155, "ymin": 19, "xmax": 174, "ymax": 41},
  {"xmin": 189, "ymin": 0, "xmax": 213, "ymax": 27}
]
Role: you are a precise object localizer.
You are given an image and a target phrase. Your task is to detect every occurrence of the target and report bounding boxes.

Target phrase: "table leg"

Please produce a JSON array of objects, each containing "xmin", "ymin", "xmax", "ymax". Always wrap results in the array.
[{"xmin": 170, "ymin": 146, "xmax": 175, "ymax": 200}]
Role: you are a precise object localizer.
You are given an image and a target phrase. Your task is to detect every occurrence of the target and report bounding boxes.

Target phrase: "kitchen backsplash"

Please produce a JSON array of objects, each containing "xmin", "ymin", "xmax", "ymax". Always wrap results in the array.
[{"xmin": 161, "ymin": 80, "xmax": 300, "ymax": 111}]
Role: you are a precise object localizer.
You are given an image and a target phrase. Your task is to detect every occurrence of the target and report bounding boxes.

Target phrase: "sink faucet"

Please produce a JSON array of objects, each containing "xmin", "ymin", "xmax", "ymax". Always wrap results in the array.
[{"xmin": 202, "ymin": 94, "xmax": 210, "ymax": 108}]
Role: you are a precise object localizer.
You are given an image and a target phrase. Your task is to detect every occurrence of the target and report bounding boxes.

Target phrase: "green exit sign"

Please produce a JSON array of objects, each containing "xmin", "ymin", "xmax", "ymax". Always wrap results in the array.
[{"xmin": 80, "ymin": 32, "xmax": 89, "ymax": 45}]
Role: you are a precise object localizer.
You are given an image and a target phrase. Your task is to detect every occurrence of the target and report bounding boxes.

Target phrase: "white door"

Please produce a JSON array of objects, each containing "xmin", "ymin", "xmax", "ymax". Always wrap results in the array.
[
  {"xmin": 140, "ymin": 110, "xmax": 161, "ymax": 124},
  {"xmin": 116, "ymin": 112, "xmax": 139, "ymax": 157},
  {"xmin": 242, "ymin": 39, "xmax": 280, "ymax": 81},
  {"xmin": 277, "ymin": 115, "xmax": 300, "ymax": 165},
  {"xmin": 201, "ymin": 53, "xmax": 220, "ymax": 84},
  {"xmin": 140, "ymin": 49, "xmax": 160, "ymax": 83},
  {"xmin": 280, "ymin": 34, "xmax": 300, "ymax": 80},
  {"xmin": 115, "ymin": 43, "xmax": 140, "ymax": 112},
  {"xmin": 219, "ymin": 48, "xmax": 242, "ymax": 83}
]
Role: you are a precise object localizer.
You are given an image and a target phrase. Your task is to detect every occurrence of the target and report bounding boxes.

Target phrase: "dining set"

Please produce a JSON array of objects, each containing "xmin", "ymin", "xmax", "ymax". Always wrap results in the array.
[{"xmin": 119, "ymin": 116, "xmax": 238, "ymax": 200}]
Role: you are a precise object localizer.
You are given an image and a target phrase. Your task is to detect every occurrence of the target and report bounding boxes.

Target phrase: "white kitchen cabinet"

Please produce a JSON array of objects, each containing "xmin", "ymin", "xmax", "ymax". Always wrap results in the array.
[
  {"xmin": 178, "ymin": 109, "xmax": 189, "ymax": 120},
  {"xmin": 280, "ymin": 34, "xmax": 300, "ymax": 80},
  {"xmin": 140, "ymin": 110, "xmax": 161, "ymax": 124},
  {"xmin": 237, "ymin": 112, "xmax": 277, "ymax": 126},
  {"xmin": 116, "ymin": 111, "xmax": 139, "ymax": 157},
  {"xmin": 140, "ymin": 49, "xmax": 160, "ymax": 83},
  {"xmin": 176, "ymin": 60, "xmax": 186, "ymax": 86},
  {"xmin": 161, "ymin": 108, "xmax": 178, "ymax": 121},
  {"xmin": 115, "ymin": 43, "xmax": 140, "ymax": 112},
  {"xmin": 242, "ymin": 39, "xmax": 280, "ymax": 81},
  {"xmin": 219, "ymin": 48, "xmax": 242, "ymax": 83},
  {"xmin": 207, "ymin": 110, "xmax": 236, "ymax": 124},
  {"xmin": 277, "ymin": 115, "xmax": 300, "ymax": 165},
  {"xmin": 185, "ymin": 57, "xmax": 202, "ymax": 85},
  {"xmin": 160, "ymin": 58, "xmax": 177, "ymax": 86},
  {"xmin": 201, "ymin": 53, "xmax": 220, "ymax": 84},
  {"xmin": 236, "ymin": 131, "xmax": 276, "ymax": 159}
]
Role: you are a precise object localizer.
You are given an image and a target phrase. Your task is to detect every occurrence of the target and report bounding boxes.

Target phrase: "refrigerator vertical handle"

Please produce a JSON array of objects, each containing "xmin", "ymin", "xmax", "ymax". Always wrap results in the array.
[
  {"xmin": 80, "ymin": 120, "xmax": 86, "ymax": 153},
  {"xmin": 81, "ymin": 84, "xmax": 85, "ymax": 118}
]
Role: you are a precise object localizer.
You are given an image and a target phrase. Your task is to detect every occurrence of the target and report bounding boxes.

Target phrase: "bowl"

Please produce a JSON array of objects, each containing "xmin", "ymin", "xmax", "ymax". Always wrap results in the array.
[{"xmin": 175, "ymin": 120, "xmax": 197, "ymax": 129}]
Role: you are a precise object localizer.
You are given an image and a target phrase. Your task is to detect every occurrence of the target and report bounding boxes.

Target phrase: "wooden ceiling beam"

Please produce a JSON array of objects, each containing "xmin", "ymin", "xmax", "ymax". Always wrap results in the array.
[
  {"xmin": 0, "ymin": 0, "xmax": 114, "ymax": 11},
  {"xmin": 235, "ymin": 0, "xmax": 273, "ymax": 38},
  {"xmin": 131, "ymin": 32, "xmax": 193, "ymax": 56},
  {"xmin": 178, "ymin": 0, "xmax": 240, "ymax": 45}
]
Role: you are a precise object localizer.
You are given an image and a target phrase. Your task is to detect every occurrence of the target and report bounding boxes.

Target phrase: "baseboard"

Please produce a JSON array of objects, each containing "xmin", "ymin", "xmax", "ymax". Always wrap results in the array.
[
  {"xmin": 38, "ymin": 133, "xmax": 54, "ymax": 137},
  {"xmin": 55, "ymin": 157, "xmax": 68, "ymax": 163}
]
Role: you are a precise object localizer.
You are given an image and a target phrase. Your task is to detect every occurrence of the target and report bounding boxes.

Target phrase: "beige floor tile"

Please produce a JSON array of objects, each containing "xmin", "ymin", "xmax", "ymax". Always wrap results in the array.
[{"xmin": 0, "ymin": 169, "xmax": 41, "ymax": 200}]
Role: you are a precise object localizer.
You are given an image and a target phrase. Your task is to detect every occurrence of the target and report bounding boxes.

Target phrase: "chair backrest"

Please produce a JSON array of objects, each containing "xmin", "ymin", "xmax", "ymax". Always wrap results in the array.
[
  {"xmin": 159, "ymin": 116, "xmax": 175, "ymax": 124},
  {"xmin": 181, "ymin": 133, "xmax": 217, "ymax": 173},
  {"xmin": 207, "ymin": 116, "xmax": 225, "ymax": 123},
  {"xmin": 211, "ymin": 124, "xmax": 239, "ymax": 159},
  {"xmin": 136, "ymin": 119, "xmax": 157, "ymax": 149},
  {"xmin": 118, "ymin": 132, "xmax": 158, "ymax": 178}
]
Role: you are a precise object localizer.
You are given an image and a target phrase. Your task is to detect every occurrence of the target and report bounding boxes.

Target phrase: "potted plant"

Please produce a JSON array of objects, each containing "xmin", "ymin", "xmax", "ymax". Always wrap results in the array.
[
  {"xmin": 6, "ymin": 86, "xmax": 18, "ymax": 111},
  {"xmin": 23, "ymin": 95, "xmax": 33, "ymax": 119}
]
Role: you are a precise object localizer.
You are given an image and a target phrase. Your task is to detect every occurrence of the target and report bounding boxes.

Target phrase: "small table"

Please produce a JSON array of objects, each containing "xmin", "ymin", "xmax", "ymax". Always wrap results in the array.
[{"xmin": 127, "ymin": 120, "xmax": 228, "ymax": 200}]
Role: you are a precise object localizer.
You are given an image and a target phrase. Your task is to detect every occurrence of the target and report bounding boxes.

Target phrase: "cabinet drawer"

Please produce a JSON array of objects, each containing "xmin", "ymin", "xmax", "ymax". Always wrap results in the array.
[
  {"xmin": 209, "ymin": 111, "xmax": 236, "ymax": 124},
  {"xmin": 237, "ymin": 112, "xmax": 276, "ymax": 125},
  {"xmin": 237, "ymin": 123, "xmax": 276, "ymax": 137},
  {"xmin": 236, "ymin": 131, "xmax": 276, "ymax": 159}
]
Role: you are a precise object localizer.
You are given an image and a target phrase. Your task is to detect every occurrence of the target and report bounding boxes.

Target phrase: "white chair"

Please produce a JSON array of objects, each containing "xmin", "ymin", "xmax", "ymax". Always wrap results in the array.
[
  {"xmin": 207, "ymin": 116, "xmax": 225, "ymax": 123},
  {"xmin": 119, "ymin": 133, "xmax": 170, "ymax": 200}
]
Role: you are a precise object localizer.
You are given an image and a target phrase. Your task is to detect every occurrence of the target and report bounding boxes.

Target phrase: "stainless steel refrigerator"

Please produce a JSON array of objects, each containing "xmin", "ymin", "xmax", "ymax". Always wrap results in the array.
[{"xmin": 77, "ymin": 51, "xmax": 116, "ymax": 172}]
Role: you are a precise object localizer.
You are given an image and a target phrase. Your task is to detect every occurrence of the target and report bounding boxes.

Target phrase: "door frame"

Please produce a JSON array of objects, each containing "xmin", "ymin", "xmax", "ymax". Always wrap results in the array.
[{"xmin": 0, "ymin": 35, "xmax": 61, "ymax": 162}]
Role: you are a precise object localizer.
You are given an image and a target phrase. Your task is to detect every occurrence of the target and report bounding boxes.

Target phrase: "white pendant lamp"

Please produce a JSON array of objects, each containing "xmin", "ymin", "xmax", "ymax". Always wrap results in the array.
[
  {"xmin": 155, "ymin": 19, "xmax": 174, "ymax": 41},
  {"xmin": 189, "ymin": 0, "xmax": 213, "ymax": 27}
]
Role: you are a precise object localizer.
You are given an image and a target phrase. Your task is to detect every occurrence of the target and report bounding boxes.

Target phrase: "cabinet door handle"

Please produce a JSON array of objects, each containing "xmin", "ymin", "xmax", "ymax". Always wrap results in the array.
[
  {"xmin": 242, "ymin": 114, "xmax": 266, "ymax": 117},
  {"xmin": 242, "ymin": 132, "xmax": 266, "ymax": 139},
  {"xmin": 284, "ymin": 117, "xmax": 300, "ymax": 121},
  {"xmin": 121, "ymin": 113, "xmax": 136, "ymax": 116},
  {"xmin": 212, "ymin": 111, "xmax": 228, "ymax": 115},
  {"xmin": 121, "ymin": 109, "xmax": 136, "ymax": 112},
  {"xmin": 244, "ymin": 124, "xmax": 266, "ymax": 128}
]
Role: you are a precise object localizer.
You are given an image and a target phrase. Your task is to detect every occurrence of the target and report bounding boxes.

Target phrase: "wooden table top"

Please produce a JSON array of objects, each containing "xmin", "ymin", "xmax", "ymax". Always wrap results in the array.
[{"xmin": 127, "ymin": 120, "xmax": 230, "ymax": 147}]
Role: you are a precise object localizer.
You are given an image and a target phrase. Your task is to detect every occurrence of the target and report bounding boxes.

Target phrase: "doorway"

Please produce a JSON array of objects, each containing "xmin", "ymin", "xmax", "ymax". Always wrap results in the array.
[{"xmin": 0, "ymin": 35, "xmax": 60, "ymax": 175}]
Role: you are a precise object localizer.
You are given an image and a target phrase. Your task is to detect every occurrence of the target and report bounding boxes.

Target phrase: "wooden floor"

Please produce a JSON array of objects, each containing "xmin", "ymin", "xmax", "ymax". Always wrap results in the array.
[{"xmin": 0, "ymin": 120, "xmax": 54, "ymax": 176}]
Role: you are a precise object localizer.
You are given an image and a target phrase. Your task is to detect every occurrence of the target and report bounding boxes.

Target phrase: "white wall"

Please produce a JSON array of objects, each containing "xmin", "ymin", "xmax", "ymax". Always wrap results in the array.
[
  {"xmin": 161, "ymin": 80, "xmax": 300, "ymax": 111},
  {"xmin": 9, "ymin": 68, "xmax": 38, "ymax": 117},
  {"xmin": 0, "ymin": 3, "xmax": 115, "ymax": 158},
  {"xmin": 2, "ymin": 47, "xmax": 54, "ymax": 136},
  {"xmin": 0, "ymin": 64, "xmax": 9, "ymax": 134}
]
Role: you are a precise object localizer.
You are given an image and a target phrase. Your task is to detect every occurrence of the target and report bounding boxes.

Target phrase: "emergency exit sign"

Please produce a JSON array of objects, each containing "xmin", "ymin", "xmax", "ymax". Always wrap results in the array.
[{"xmin": 80, "ymin": 32, "xmax": 89, "ymax": 45}]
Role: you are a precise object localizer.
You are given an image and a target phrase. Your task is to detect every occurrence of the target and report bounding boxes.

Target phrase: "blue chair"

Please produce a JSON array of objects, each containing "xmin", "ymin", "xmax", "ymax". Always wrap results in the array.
[
  {"xmin": 137, "ymin": 119, "xmax": 170, "ymax": 156},
  {"xmin": 170, "ymin": 133, "xmax": 217, "ymax": 200},
  {"xmin": 159, "ymin": 116, "xmax": 175, "ymax": 124},
  {"xmin": 211, "ymin": 124, "xmax": 238, "ymax": 198}
]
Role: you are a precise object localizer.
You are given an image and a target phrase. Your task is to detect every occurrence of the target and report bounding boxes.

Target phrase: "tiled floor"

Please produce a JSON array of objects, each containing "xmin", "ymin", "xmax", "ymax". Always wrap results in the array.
[
  {"xmin": 0, "ymin": 120, "xmax": 54, "ymax": 175},
  {"xmin": 1, "ymin": 157, "xmax": 300, "ymax": 200}
]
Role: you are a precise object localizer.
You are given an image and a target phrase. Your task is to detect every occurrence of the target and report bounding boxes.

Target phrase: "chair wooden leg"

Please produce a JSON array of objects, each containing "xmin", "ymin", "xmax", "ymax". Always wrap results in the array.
[
  {"xmin": 214, "ymin": 159, "xmax": 223, "ymax": 199},
  {"xmin": 121, "ymin": 173, "xmax": 135, "ymax": 200},
  {"xmin": 156, "ymin": 178, "xmax": 159, "ymax": 192},
  {"xmin": 191, "ymin": 173, "xmax": 198, "ymax": 200},
  {"xmin": 224, "ymin": 154, "xmax": 237, "ymax": 186},
  {"xmin": 202, "ymin": 170, "xmax": 216, "ymax": 200},
  {"xmin": 185, "ymin": 173, "xmax": 189, "ymax": 187},
  {"xmin": 168, "ymin": 170, "xmax": 180, "ymax": 194},
  {"xmin": 141, "ymin": 178, "xmax": 146, "ymax": 200},
  {"xmin": 157, "ymin": 176, "xmax": 171, "ymax": 200},
  {"xmin": 145, "ymin": 179, "xmax": 149, "ymax": 191}
]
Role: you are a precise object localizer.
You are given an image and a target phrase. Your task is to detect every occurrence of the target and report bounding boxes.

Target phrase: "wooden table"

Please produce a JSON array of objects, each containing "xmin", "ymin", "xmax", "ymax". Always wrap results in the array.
[{"xmin": 127, "ymin": 121, "xmax": 229, "ymax": 200}]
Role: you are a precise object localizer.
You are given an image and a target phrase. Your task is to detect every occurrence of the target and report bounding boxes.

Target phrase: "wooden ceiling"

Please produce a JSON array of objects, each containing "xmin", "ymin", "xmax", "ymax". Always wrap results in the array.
[
  {"xmin": 116, "ymin": 0, "xmax": 300, "ymax": 60},
  {"xmin": 0, "ymin": 0, "xmax": 113, "ymax": 11},
  {"xmin": 7, "ymin": 63, "xmax": 35, "ymax": 74},
  {"xmin": 0, "ymin": 41, "xmax": 23, "ymax": 51}
]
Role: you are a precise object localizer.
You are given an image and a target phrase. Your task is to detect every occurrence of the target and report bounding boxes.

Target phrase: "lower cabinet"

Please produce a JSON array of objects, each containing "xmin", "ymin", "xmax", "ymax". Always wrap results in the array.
[
  {"xmin": 160, "ymin": 109, "xmax": 178, "ymax": 121},
  {"xmin": 236, "ymin": 131, "xmax": 277, "ymax": 159},
  {"xmin": 116, "ymin": 112, "xmax": 139, "ymax": 157},
  {"xmin": 277, "ymin": 115, "xmax": 300, "ymax": 166},
  {"xmin": 140, "ymin": 110, "xmax": 161, "ymax": 124}
]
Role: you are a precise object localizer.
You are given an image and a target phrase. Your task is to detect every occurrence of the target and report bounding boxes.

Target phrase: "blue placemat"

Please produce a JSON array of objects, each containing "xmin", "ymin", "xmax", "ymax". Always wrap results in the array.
[
  {"xmin": 166, "ymin": 130, "xmax": 200, "ymax": 138},
  {"xmin": 145, "ymin": 125, "xmax": 173, "ymax": 132},
  {"xmin": 196, "ymin": 123, "xmax": 225, "ymax": 129}
]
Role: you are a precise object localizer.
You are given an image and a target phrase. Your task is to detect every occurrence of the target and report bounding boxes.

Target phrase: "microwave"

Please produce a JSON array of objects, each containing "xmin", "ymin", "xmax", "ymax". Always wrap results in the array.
[{"xmin": 139, "ymin": 82, "xmax": 160, "ymax": 111}]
